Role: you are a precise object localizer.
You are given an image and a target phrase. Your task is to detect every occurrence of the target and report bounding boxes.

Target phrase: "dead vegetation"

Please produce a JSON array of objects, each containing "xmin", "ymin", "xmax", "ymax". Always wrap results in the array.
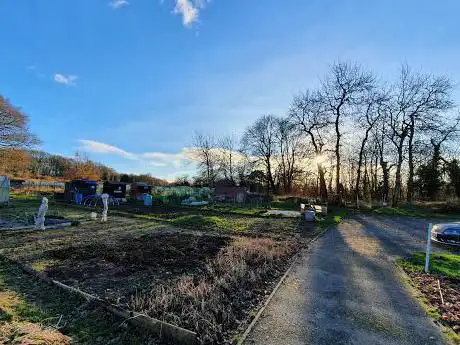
[
  {"xmin": 408, "ymin": 273, "xmax": 460, "ymax": 338},
  {"xmin": 1, "ymin": 201, "xmax": 307, "ymax": 344},
  {"xmin": 130, "ymin": 237, "xmax": 297, "ymax": 344}
]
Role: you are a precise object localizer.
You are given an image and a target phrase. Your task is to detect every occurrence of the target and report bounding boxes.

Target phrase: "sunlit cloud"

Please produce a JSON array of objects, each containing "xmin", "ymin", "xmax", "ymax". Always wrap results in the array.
[
  {"xmin": 78, "ymin": 139, "xmax": 195, "ymax": 168},
  {"xmin": 172, "ymin": 0, "xmax": 210, "ymax": 27},
  {"xmin": 78, "ymin": 140, "xmax": 137, "ymax": 160}
]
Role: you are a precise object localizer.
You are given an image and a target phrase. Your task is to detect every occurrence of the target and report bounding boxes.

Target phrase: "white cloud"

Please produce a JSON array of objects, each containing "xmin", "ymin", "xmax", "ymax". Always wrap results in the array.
[
  {"xmin": 78, "ymin": 140, "xmax": 137, "ymax": 160},
  {"xmin": 54, "ymin": 73, "xmax": 79, "ymax": 86},
  {"xmin": 78, "ymin": 139, "xmax": 195, "ymax": 168},
  {"xmin": 173, "ymin": 0, "xmax": 210, "ymax": 27},
  {"xmin": 109, "ymin": 0, "xmax": 129, "ymax": 9}
]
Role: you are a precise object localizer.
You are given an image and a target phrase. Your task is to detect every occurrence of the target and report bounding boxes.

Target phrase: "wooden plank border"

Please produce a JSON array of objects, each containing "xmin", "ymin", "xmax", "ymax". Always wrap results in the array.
[{"xmin": 1, "ymin": 255, "xmax": 197, "ymax": 345}]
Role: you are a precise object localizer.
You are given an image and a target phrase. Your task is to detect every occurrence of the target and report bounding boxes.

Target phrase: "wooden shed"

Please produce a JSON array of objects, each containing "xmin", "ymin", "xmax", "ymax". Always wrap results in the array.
[{"xmin": 214, "ymin": 186, "xmax": 248, "ymax": 203}]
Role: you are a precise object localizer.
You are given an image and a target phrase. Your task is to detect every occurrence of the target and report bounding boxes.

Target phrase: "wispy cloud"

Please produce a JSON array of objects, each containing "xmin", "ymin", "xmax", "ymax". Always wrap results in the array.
[
  {"xmin": 78, "ymin": 140, "xmax": 137, "ymax": 160},
  {"xmin": 26, "ymin": 65, "xmax": 46, "ymax": 79},
  {"xmin": 54, "ymin": 73, "xmax": 79, "ymax": 86},
  {"xmin": 173, "ymin": 0, "xmax": 210, "ymax": 27},
  {"xmin": 109, "ymin": 0, "xmax": 129, "ymax": 9},
  {"xmin": 78, "ymin": 139, "xmax": 194, "ymax": 168}
]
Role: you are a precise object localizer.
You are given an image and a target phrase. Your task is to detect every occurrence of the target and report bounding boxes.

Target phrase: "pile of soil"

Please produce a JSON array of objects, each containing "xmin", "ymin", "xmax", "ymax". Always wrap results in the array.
[{"xmin": 406, "ymin": 271, "xmax": 459, "ymax": 335}]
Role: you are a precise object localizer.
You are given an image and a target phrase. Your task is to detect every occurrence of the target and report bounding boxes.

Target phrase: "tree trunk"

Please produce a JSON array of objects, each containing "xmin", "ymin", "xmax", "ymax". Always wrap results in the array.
[
  {"xmin": 380, "ymin": 160, "xmax": 390, "ymax": 206},
  {"xmin": 335, "ymin": 118, "xmax": 341, "ymax": 201},
  {"xmin": 355, "ymin": 127, "xmax": 371, "ymax": 207},
  {"xmin": 393, "ymin": 142, "xmax": 404, "ymax": 206},
  {"xmin": 318, "ymin": 164, "xmax": 328, "ymax": 201},
  {"xmin": 406, "ymin": 118, "xmax": 415, "ymax": 204}
]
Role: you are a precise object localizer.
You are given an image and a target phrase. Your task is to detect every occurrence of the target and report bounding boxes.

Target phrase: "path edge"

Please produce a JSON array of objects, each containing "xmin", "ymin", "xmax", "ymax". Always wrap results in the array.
[{"xmin": 236, "ymin": 225, "xmax": 332, "ymax": 345}]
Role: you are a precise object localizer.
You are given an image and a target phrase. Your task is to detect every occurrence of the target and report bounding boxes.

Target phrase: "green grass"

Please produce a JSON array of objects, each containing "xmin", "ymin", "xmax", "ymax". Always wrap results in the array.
[
  {"xmin": 199, "ymin": 204, "xmax": 267, "ymax": 216},
  {"xmin": 0, "ymin": 309, "xmax": 13, "ymax": 322},
  {"xmin": 12, "ymin": 302, "xmax": 48, "ymax": 322},
  {"xmin": 0, "ymin": 196, "xmax": 88, "ymax": 225},
  {"xmin": 331, "ymin": 209, "xmax": 348, "ymax": 224},
  {"xmin": 373, "ymin": 203, "xmax": 460, "ymax": 220},
  {"xmin": 170, "ymin": 214, "xmax": 249, "ymax": 232},
  {"xmin": 397, "ymin": 252, "xmax": 460, "ymax": 280},
  {"xmin": 270, "ymin": 200, "xmax": 301, "ymax": 211}
]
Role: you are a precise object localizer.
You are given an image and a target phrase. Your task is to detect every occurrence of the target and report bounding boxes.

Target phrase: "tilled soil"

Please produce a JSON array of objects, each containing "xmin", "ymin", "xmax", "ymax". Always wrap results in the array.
[{"xmin": 43, "ymin": 233, "xmax": 231, "ymax": 304}]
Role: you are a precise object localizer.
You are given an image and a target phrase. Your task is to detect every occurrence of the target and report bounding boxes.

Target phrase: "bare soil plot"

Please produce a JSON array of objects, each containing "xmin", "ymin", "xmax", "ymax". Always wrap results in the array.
[
  {"xmin": 0, "ymin": 212, "xmax": 301, "ymax": 344},
  {"xmin": 0, "ymin": 255, "xmax": 155, "ymax": 345},
  {"xmin": 43, "ymin": 233, "xmax": 231, "ymax": 304}
]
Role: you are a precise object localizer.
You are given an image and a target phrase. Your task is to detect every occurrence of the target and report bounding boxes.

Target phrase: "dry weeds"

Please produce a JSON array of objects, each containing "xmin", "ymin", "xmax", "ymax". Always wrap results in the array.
[{"xmin": 130, "ymin": 237, "xmax": 297, "ymax": 344}]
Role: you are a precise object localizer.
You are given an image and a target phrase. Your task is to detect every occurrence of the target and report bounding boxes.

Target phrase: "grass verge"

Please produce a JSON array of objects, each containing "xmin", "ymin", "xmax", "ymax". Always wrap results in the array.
[
  {"xmin": 397, "ymin": 253, "xmax": 460, "ymax": 280},
  {"xmin": 372, "ymin": 203, "xmax": 460, "ymax": 220},
  {"xmin": 397, "ymin": 253, "xmax": 460, "ymax": 344}
]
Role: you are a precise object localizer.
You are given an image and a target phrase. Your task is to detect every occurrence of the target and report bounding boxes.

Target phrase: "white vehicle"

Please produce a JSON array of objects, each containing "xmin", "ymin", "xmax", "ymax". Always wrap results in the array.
[{"xmin": 431, "ymin": 223, "xmax": 460, "ymax": 246}]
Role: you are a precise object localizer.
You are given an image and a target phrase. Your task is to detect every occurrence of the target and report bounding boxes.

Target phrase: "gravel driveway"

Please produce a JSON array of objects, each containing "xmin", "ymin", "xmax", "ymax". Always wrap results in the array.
[{"xmin": 245, "ymin": 214, "xmax": 459, "ymax": 345}]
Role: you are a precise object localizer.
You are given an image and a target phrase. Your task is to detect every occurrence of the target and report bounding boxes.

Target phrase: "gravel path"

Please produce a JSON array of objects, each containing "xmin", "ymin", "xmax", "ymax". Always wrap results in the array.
[{"xmin": 245, "ymin": 214, "xmax": 458, "ymax": 345}]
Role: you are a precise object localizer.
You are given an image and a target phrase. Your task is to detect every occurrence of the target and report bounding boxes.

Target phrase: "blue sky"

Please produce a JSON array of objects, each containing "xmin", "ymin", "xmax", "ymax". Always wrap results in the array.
[{"xmin": 1, "ymin": 0, "xmax": 459, "ymax": 180}]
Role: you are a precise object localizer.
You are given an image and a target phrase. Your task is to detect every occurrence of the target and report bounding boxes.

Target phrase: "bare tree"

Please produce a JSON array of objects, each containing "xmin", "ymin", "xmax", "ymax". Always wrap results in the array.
[
  {"xmin": 218, "ymin": 135, "xmax": 238, "ymax": 185},
  {"xmin": 241, "ymin": 115, "xmax": 278, "ymax": 193},
  {"xmin": 193, "ymin": 132, "xmax": 219, "ymax": 187},
  {"xmin": 276, "ymin": 118, "xmax": 304, "ymax": 194},
  {"xmin": 386, "ymin": 65, "xmax": 454, "ymax": 205},
  {"xmin": 354, "ymin": 91, "xmax": 385, "ymax": 206},
  {"xmin": 320, "ymin": 62, "xmax": 375, "ymax": 202},
  {"xmin": 290, "ymin": 91, "xmax": 331, "ymax": 200}
]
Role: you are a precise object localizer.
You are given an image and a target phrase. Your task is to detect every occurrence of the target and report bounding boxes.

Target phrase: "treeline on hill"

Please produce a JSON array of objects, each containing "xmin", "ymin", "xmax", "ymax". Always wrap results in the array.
[
  {"xmin": 192, "ymin": 62, "xmax": 460, "ymax": 206},
  {"xmin": 0, "ymin": 95, "xmax": 168, "ymax": 185},
  {"xmin": 0, "ymin": 147, "xmax": 168, "ymax": 185}
]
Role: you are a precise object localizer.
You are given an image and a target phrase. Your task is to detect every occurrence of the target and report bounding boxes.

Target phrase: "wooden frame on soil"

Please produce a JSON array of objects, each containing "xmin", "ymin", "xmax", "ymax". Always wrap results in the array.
[{"xmin": 0, "ymin": 254, "xmax": 198, "ymax": 345}]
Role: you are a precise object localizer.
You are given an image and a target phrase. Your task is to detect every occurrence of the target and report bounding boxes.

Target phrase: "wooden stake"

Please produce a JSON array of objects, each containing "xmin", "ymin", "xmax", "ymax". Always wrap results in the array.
[{"xmin": 437, "ymin": 279, "xmax": 445, "ymax": 305}]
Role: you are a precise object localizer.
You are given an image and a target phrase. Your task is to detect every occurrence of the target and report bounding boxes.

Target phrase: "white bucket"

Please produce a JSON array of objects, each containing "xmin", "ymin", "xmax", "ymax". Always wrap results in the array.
[{"xmin": 90, "ymin": 212, "xmax": 97, "ymax": 220}]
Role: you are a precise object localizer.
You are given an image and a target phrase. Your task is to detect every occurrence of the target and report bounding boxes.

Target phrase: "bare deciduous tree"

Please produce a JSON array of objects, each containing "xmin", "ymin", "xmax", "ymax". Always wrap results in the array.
[
  {"xmin": 321, "ymin": 62, "xmax": 375, "ymax": 202},
  {"xmin": 193, "ymin": 132, "xmax": 219, "ymax": 187},
  {"xmin": 386, "ymin": 65, "xmax": 454, "ymax": 205},
  {"xmin": 354, "ymin": 91, "xmax": 385, "ymax": 206},
  {"xmin": 290, "ymin": 91, "xmax": 330, "ymax": 200},
  {"xmin": 218, "ymin": 135, "xmax": 238, "ymax": 185},
  {"xmin": 276, "ymin": 118, "xmax": 304, "ymax": 194},
  {"xmin": 241, "ymin": 115, "xmax": 278, "ymax": 193}
]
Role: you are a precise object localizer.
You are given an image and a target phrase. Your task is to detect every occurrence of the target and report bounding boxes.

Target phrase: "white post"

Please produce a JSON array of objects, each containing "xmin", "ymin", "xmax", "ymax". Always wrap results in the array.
[{"xmin": 424, "ymin": 223, "xmax": 432, "ymax": 273}]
